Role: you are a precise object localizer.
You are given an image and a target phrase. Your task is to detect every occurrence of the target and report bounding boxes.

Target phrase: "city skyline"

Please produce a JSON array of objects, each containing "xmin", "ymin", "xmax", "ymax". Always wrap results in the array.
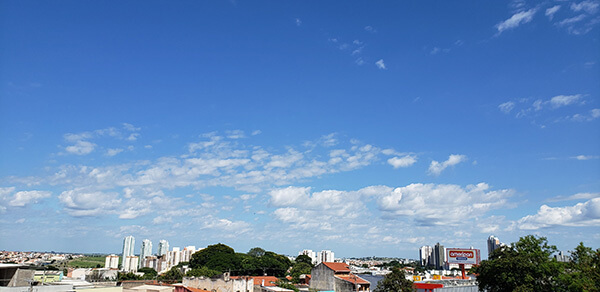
[{"xmin": 1, "ymin": 0, "xmax": 599, "ymax": 258}]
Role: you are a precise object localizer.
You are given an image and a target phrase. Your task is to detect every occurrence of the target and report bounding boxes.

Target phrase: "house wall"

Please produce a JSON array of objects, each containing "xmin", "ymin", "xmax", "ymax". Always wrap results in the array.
[
  {"xmin": 183, "ymin": 276, "xmax": 253, "ymax": 292},
  {"xmin": 333, "ymin": 278, "xmax": 356, "ymax": 292},
  {"xmin": 309, "ymin": 264, "xmax": 335, "ymax": 291}
]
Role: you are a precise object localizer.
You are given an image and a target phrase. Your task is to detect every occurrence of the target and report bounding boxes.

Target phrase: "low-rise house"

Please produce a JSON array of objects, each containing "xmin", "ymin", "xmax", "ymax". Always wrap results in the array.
[
  {"xmin": 183, "ymin": 273, "xmax": 253, "ymax": 292},
  {"xmin": 310, "ymin": 262, "xmax": 370, "ymax": 292}
]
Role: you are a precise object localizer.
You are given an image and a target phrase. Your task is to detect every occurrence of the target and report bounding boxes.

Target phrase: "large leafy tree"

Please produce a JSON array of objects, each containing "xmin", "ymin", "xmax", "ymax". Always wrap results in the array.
[
  {"xmin": 295, "ymin": 255, "xmax": 313, "ymax": 266},
  {"xmin": 190, "ymin": 243, "xmax": 240, "ymax": 273},
  {"xmin": 373, "ymin": 268, "xmax": 414, "ymax": 292},
  {"xmin": 248, "ymin": 247, "xmax": 266, "ymax": 257},
  {"xmin": 138, "ymin": 267, "xmax": 158, "ymax": 280},
  {"xmin": 158, "ymin": 267, "xmax": 183, "ymax": 282},
  {"xmin": 558, "ymin": 242, "xmax": 600, "ymax": 291},
  {"xmin": 474, "ymin": 235, "xmax": 564, "ymax": 292},
  {"xmin": 186, "ymin": 266, "xmax": 221, "ymax": 278}
]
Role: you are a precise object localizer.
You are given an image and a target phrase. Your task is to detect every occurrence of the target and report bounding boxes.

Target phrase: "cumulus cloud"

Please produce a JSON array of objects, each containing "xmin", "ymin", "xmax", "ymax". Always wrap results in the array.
[
  {"xmin": 378, "ymin": 183, "xmax": 513, "ymax": 225},
  {"xmin": 375, "ymin": 59, "xmax": 386, "ymax": 70},
  {"xmin": 387, "ymin": 155, "xmax": 417, "ymax": 168},
  {"xmin": 496, "ymin": 8, "xmax": 537, "ymax": 33},
  {"xmin": 549, "ymin": 94, "xmax": 584, "ymax": 108},
  {"xmin": 428, "ymin": 154, "xmax": 467, "ymax": 176},
  {"xmin": 8, "ymin": 190, "xmax": 52, "ymax": 207},
  {"xmin": 570, "ymin": 109, "xmax": 600, "ymax": 121},
  {"xmin": 58, "ymin": 189, "xmax": 121, "ymax": 217},
  {"xmin": 106, "ymin": 148, "xmax": 124, "ymax": 157},
  {"xmin": 546, "ymin": 5, "xmax": 561, "ymax": 20},
  {"xmin": 269, "ymin": 186, "xmax": 311, "ymax": 207},
  {"xmin": 517, "ymin": 198, "xmax": 600, "ymax": 229},
  {"xmin": 65, "ymin": 140, "xmax": 96, "ymax": 155}
]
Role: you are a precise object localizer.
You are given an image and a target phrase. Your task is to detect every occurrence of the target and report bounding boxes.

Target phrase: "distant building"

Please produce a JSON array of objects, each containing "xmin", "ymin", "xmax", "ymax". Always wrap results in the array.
[
  {"xmin": 122, "ymin": 236, "xmax": 135, "ymax": 269},
  {"xmin": 168, "ymin": 248, "xmax": 181, "ymax": 268},
  {"xmin": 487, "ymin": 235, "xmax": 502, "ymax": 257},
  {"xmin": 124, "ymin": 256, "xmax": 139, "ymax": 272},
  {"xmin": 434, "ymin": 243, "xmax": 445, "ymax": 270},
  {"xmin": 555, "ymin": 251, "xmax": 570, "ymax": 262},
  {"xmin": 318, "ymin": 250, "xmax": 335, "ymax": 264},
  {"xmin": 158, "ymin": 240, "xmax": 169, "ymax": 256},
  {"xmin": 182, "ymin": 246, "xmax": 196, "ymax": 262},
  {"xmin": 310, "ymin": 262, "xmax": 370, "ymax": 292},
  {"xmin": 419, "ymin": 246, "xmax": 433, "ymax": 267},
  {"xmin": 140, "ymin": 239, "xmax": 152, "ymax": 268},
  {"xmin": 298, "ymin": 250, "xmax": 317, "ymax": 265},
  {"xmin": 105, "ymin": 254, "xmax": 119, "ymax": 269}
]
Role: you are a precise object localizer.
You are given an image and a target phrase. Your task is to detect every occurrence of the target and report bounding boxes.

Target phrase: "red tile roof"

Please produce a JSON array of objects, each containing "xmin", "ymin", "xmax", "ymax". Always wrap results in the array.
[
  {"xmin": 322, "ymin": 262, "xmax": 351, "ymax": 272},
  {"xmin": 335, "ymin": 275, "xmax": 370, "ymax": 285},
  {"xmin": 229, "ymin": 276, "xmax": 279, "ymax": 286},
  {"xmin": 186, "ymin": 287, "xmax": 211, "ymax": 292}
]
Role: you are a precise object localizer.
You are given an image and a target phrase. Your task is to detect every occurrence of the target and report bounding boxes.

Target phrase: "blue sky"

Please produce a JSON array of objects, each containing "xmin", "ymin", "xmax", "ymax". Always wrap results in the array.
[{"xmin": 1, "ymin": 0, "xmax": 599, "ymax": 259}]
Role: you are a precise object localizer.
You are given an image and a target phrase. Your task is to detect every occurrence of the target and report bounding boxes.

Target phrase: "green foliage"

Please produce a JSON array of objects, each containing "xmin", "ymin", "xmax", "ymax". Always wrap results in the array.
[
  {"xmin": 275, "ymin": 280, "xmax": 299, "ymax": 292},
  {"xmin": 474, "ymin": 235, "xmax": 564, "ymax": 292},
  {"xmin": 186, "ymin": 267, "xmax": 221, "ymax": 278},
  {"xmin": 289, "ymin": 262, "xmax": 313, "ymax": 283},
  {"xmin": 248, "ymin": 247, "xmax": 266, "ymax": 257},
  {"xmin": 158, "ymin": 267, "xmax": 183, "ymax": 282},
  {"xmin": 118, "ymin": 272, "xmax": 142, "ymax": 281},
  {"xmin": 295, "ymin": 255, "xmax": 313, "ymax": 266},
  {"xmin": 189, "ymin": 244, "xmax": 291, "ymax": 277},
  {"xmin": 557, "ymin": 242, "xmax": 600, "ymax": 291},
  {"xmin": 373, "ymin": 268, "xmax": 414, "ymax": 292},
  {"xmin": 190, "ymin": 243, "xmax": 239, "ymax": 273},
  {"xmin": 138, "ymin": 267, "xmax": 158, "ymax": 280}
]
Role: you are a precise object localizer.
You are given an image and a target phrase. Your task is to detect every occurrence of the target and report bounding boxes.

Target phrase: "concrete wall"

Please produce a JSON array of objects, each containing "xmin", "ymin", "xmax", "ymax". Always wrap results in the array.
[
  {"xmin": 332, "ymin": 278, "xmax": 354, "ymax": 292},
  {"xmin": 0, "ymin": 284, "xmax": 73, "ymax": 292},
  {"xmin": 309, "ymin": 264, "xmax": 335, "ymax": 291},
  {"xmin": 183, "ymin": 276, "xmax": 253, "ymax": 292}
]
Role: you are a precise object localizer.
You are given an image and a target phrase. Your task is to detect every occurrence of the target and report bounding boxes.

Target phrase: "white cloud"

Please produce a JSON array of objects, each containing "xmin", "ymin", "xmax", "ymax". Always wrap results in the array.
[
  {"xmin": 377, "ymin": 182, "xmax": 512, "ymax": 225},
  {"xmin": 364, "ymin": 26, "xmax": 377, "ymax": 33},
  {"xmin": 295, "ymin": 18, "xmax": 302, "ymax": 26},
  {"xmin": 496, "ymin": 8, "xmax": 537, "ymax": 33},
  {"xmin": 226, "ymin": 130, "xmax": 245, "ymax": 139},
  {"xmin": 548, "ymin": 192, "xmax": 600, "ymax": 202},
  {"xmin": 65, "ymin": 140, "xmax": 96, "ymax": 155},
  {"xmin": 375, "ymin": 59, "xmax": 386, "ymax": 70},
  {"xmin": 549, "ymin": 94, "xmax": 584, "ymax": 108},
  {"xmin": 574, "ymin": 155, "xmax": 600, "ymax": 160},
  {"xmin": 122, "ymin": 123, "xmax": 140, "ymax": 132},
  {"xmin": 517, "ymin": 198, "xmax": 600, "ymax": 229},
  {"xmin": 571, "ymin": 1, "xmax": 599, "ymax": 14},
  {"xmin": 428, "ymin": 154, "xmax": 467, "ymax": 176},
  {"xmin": 387, "ymin": 156, "xmax": 417, "ymax": 168},
  {"xmin": 106, "ymin": 148, "xmax": 124, "ymax": 157},
  {"xmin": 571, "ymin": 108, "xmax": 600, "ymax": 121},
  {"xmin": 559, "ymin": 14, "xmax": 587, "ymax": 26},
  {"xmin": 8, "ymin": 190, "xmax": 51, "ymax": 207},
  {"xmin": 499, "ymin": 101, "xmax": 516, "ymax": 113},
  {"xmin": 546, "ymin": 5, "xmax": 561, "ymax": 20},
  {"xmin": 58, "ymin": 189, "xmax": 121, "ymax": 217},
  {"xmin": 269, "ymin": 186, "xmax": 311, "ymax": 207},
  {"xmin": 355, "ymin": 58, "xmax": 365, "ymax": 66}
]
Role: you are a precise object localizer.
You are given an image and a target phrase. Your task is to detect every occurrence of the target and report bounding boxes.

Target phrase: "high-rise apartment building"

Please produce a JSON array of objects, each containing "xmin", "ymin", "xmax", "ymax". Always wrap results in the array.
[
  {"xmin": 182, "ymin": 246, "xmax": 196, "ymax": 262},
  {"xmin": 487, "ymin": 235, "xmax": 502, "ymax": 257},
  {"xmin": 122, "ymin": 235, "xmax": 135, "ymax": 269},
  {"xmin": 434, "ymin": 243, "xmax": 445, "ymax": 270},
  {"xmin": 140, "ymin": 239, "xmax": 153, "ymax": 268},
  {"xmin": 158, "ymin": 240, "xmax": 169, "ymax": 256},
  {"xmin": 124, "ymin": 256, "xmax": 139, "ymax": 272},
  {"xmin": 318, "ymin": 250, "xmax": 335, "ymax": 264},
  {"xmin": 105, "ymin": 254, "xmax": 119, "ymax": 269},
  {"xmin": 419, "ymin": 246, "xmax": 433, "ymax": 266},
  {"xmin": 298, "ymin": 250, "xmax": 317, "ymax": 265}
]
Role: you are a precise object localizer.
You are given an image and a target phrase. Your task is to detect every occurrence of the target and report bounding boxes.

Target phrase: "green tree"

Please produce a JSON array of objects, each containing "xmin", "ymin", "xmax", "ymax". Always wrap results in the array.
[
  {"xmin": 248, "ymin": 247, "xmax": 266, "ymax": 257},
  {"xmin": 373, "ymin": 268, "xmax": 414, "ymax": 292},
  {"xmin": 289, "ymin": 262, "xmax": 313, "ymax": 283},
  {"xmin": 138, "ymin": 267, "xmax": 158, "ymax": 280},
  {"xmin": 558, "ymin": 242, "xmax": 600, "ymax": 291},
  {"xmin": 295, "ymin": 255, "xmax": 313, "ymax": 266},
  {"xmin": 118, "ymin": 272, "xmax": 142, "ymax": 281},
  {"xmin": 186, "ymin": 266, "xmax": 221, "ymax": 278},
  {"xmin": 190, "ymin": 243, "xmax": 240, "ymax": 273},
  {"xmin": 158, "ymin": 267, "xmax": 183, "ymax": 282},
  {"xmin": 275, "ymin": 280, "xmax": 300, "ymax": 292},
  {"xmin": 473, "ymin": 235, "xmax": 563, "ymax": 292}
]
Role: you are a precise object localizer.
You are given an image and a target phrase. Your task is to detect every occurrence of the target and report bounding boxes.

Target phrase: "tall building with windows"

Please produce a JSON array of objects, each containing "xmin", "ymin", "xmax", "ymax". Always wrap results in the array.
[
  {"xmin": 122, "ymin": 235, "xmax": 135, "ymax": 269},
  {"xmin": 158, "ymin": 240, "xmax": 169, "ymax": 256},
  {"xmin": 487, "ymin": 235, "xmax": 502, "ymax": 257},
  {"xmin": 140, "ymin": 239, "xmax": 153, "ymax": 268},
  {"xmin": 124, "ymin": 256, "xmax": 139, "ymax": 272},
  {"xmin": 419, "ymin": 246, "xmax": 433, "ymax": 266},
  {"xmin": 434, "ymin": 243, "xmax": 445, "ymax": 270},
  {"xmin": 105, "ymin": 254, "xmax": 119, "ymax": 269},
  {"xmin": 318, "ymin": 250, "xmax": 335, "ymax": 264}
]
